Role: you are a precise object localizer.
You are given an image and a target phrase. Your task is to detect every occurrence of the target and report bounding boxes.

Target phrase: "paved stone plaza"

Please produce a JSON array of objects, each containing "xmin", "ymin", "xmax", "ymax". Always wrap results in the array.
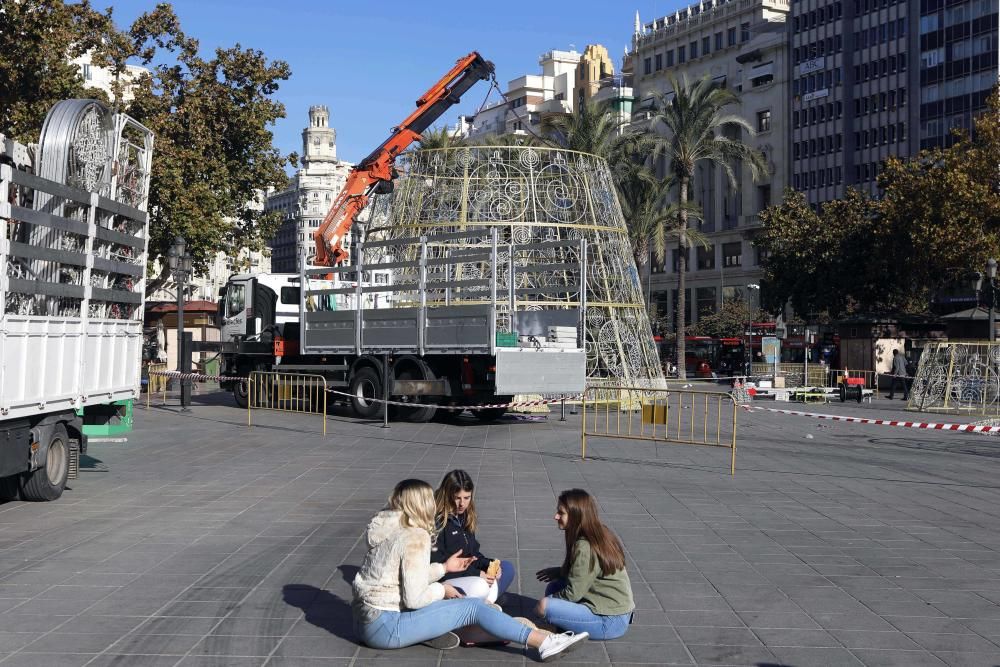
[{"xmin": 1, "ymin": 392, "xmax": 1000, "ymax": 666}]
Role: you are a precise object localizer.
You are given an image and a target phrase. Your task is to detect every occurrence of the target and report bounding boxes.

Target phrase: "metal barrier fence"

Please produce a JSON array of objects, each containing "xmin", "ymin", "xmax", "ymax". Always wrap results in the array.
[
  {"xmin": 145, "ymin": 364, "xmax": 168, "ymax": 408},
  {"xmin": 247, "ymin": 372, "xmax": 328, "ymax": 435},
  {"xmin": 581, "ymin": 385, "xmax": 738, "ymax": 475},
  {"xmin": 749, "ymin": 364, "xmax": 878, "ymax": 389}
]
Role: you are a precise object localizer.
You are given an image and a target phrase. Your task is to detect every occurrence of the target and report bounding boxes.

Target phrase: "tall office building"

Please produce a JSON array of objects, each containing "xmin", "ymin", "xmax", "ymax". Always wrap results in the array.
[
  {"xmin": 791, "ymin": 0, "xmax": 997, "ymax": 207},
  {"xmin": 632, "ymin": 0, "xmax": 790, "ymax": 325},
  {"xmin": 918, "ymin": 0, "xmax": 998, "ymax": 149}
]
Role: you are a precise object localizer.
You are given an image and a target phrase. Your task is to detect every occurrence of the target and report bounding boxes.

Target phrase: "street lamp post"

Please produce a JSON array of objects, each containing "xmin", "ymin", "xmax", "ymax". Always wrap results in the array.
[
  {"xmin": 973, "ymin": 259, "xmax": 998, "ymax": 342},
  {"xmin": 167, "ymin": 236, "xmax": 193, "ymax": 410},
  {"xmin": 745, "ymin": 283, "xmax": 760, "ymax": 377}
]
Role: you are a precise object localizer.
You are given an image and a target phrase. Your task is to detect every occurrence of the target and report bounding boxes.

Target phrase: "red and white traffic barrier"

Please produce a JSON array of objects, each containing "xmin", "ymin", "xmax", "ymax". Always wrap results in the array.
[{"xmin": 748, "ymin": 405, "xmax": 1000, "ymax": 434}]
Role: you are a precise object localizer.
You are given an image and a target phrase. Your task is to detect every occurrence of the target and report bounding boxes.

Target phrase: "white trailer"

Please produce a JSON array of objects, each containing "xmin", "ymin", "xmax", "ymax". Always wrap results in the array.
[{"xmin": 0, "ymin": 100, "xmax": 153, "ymax": 501}]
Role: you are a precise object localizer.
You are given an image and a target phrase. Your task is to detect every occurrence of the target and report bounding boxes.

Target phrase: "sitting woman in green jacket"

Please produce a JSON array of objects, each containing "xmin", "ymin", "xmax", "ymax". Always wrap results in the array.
[{"xmin": 535, "ymin": 489, "xmax": 634, "ymax": 640}]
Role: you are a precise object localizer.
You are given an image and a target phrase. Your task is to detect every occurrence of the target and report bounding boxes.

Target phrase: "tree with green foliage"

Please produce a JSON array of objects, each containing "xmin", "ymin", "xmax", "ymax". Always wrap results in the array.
[
  {"xmin": 649, "ymin": 73, "xmax": 767, "ymax": 377},
  {"xmin": 758, "ymin": 88, "xmax": 1000, "ymax": 317},
  {"xmin": 0, "ymin": 1, "xmax": 294, "ymax": 296}
]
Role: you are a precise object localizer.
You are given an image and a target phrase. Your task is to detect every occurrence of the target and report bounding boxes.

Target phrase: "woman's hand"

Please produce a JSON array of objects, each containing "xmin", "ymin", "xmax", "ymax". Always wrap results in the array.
[
  {"xmin": 535, "ymin": 567, "xmax": 560, "ymax": 582},
  {"xmin": 445, "ymin": 550, "xmax": 476, "ymax": 573},
  {"xmin": 443, "ymin": 583, "xmax": 465, "ymax": 599},
  {"xmin": 479, "ymin": 566, "xmax": 499, "ymax": 586}
]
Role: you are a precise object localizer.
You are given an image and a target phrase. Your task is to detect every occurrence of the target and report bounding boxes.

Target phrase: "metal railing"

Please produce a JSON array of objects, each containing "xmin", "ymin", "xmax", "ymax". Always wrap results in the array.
[
  {"xmin": 247, "ymin": 371, "xmax": 328, "ymax": 435},
  {"xmin": 749, "ymin": 364, "xmax": 878, "ymax": 389},
  {"xmin": 581, "ymin": 384, "xmax": 739, "ymax": 475}
]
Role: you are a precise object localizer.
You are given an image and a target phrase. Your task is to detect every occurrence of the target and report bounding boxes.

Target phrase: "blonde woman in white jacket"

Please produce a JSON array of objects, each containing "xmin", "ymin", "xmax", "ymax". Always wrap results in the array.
[{"xmin": 352, "ymin": 479, "xmax": 588, "ymax": 661}]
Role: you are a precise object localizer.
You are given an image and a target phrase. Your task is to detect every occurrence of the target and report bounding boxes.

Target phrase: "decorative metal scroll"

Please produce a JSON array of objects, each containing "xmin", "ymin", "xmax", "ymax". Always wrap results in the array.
[
  {"xmin": 364, "ymin": 146, "xmax": 665, "ymax": 387},
  {"xmin": 5, "ymin": 99, "xmax": 153, "ymax": 318},
  {"xmin": 909, "ymin": 342, "xmax": 1000, "ymax": 414}
]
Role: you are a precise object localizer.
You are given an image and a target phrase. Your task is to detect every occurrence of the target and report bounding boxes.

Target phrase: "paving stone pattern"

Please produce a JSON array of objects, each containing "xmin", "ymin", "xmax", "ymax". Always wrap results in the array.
[{"xmin": 0, "ymin": 392, "xmax": 999, "ymax": 665}]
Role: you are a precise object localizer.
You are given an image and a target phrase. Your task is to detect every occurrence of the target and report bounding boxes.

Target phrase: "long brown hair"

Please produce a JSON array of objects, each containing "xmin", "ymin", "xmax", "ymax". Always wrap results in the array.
[
  {"xmin": 558, "ymin": 489, "xmax": 626, "ymax": 577},
  {"xmin": 434, "ymin": 469, "xmax": 478, "ymax": 533}
]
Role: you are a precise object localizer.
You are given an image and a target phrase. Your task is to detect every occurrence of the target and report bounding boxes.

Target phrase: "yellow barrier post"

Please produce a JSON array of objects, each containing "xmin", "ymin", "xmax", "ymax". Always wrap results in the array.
[
  {"xmin": 582, "ymin": 384, "xmax": 738, "ymax": 475},
  {"xmin": 247, "ymin": 371, "xmax": 328, "ymax": 435}
]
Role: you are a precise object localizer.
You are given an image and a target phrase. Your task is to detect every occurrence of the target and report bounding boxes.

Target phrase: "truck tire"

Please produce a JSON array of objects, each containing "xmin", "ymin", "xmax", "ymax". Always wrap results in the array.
[
  {"xmin": 233, "ymin": 379, "xmax": 250, "ymax": 409},
  {"xmin": 21, "ymin": 424, "xmax": 69, "ymax": 502},
  {"xmin": 0, "ymin": 475, "xmax": 19, "ymax": 502},
  {"xmin": 350, "ymin": 367, "xmax": 383, "ymax": 420},
  {"xmin": 390, "ymin": 367, "xmax": 437, "ymax": 423},
  {"xmin": 475, "ymin": 407, "xmax": 509, "ymax": 423}
]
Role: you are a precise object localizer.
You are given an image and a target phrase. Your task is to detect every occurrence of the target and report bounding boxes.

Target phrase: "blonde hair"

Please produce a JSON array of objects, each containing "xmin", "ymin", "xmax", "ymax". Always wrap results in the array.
[
  {"xmin": 434, "ymin": 469, "xmax": 477, "ymax": 534},
  {"xmin": 389, "ymin": 479, "xmax": 437, "ymax": 534}
]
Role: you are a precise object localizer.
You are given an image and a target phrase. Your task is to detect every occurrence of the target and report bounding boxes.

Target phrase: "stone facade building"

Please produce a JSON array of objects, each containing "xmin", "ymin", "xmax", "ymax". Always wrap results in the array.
[
  {"xmin": 632, "ymin": 0, "xmax": 790, "ymax": 325},
  {"xmin": 266, "ymin": 106, "xmax": 353, "ymax": 272}
]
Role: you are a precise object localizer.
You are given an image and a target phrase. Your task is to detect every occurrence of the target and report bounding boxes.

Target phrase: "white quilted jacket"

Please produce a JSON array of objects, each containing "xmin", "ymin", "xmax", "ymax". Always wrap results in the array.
[{"xmin": 353, "ymin": 509, "xmax": 446, "ymax": 612}]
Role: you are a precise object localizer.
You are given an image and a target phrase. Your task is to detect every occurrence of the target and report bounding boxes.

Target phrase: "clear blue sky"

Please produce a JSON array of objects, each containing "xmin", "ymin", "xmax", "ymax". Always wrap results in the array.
[{"xmin": 96, "ymin": 1, "xmax": 684, "ymax": 164}]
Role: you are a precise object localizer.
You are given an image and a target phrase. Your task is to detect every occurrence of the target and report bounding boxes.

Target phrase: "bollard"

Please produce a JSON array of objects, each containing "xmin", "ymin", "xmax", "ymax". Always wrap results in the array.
[
  {"xmin": 382, "ymin": 354, "xmax": 391, "ymax": 429},
  {"xmin": 560, "ymin": 398, "xmax": 567, "ymax": 421}
]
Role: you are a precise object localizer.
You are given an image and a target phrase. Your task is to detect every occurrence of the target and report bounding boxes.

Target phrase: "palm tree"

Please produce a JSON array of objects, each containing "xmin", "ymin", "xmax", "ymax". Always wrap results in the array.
[
  {"xmin": 650, "ymin": 73, "xmax": 767, "ymax": 379},
  {"xmin": 542, "ymin": 100, "xmax": 655, "ymax": 190},
  {"xmin": 619, "ymin": 170, "xmax": 706, "ymax": 311},
  {"xmin": 416, "ymin": 126, "xmax": 461, "ymax": 150}
]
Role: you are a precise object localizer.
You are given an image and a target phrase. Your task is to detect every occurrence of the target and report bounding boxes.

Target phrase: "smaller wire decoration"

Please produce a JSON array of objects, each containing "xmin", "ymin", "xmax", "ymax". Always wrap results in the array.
[{"xmin": 909, "ymin": 341, "xmax": 1000, "ymax": 414}]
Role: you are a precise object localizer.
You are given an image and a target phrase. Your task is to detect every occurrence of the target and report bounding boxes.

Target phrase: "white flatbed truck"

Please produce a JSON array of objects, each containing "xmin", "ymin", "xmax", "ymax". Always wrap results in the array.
[{"xmin": 0, "ymin": 100, "xmax": 153, "ymax": 501}]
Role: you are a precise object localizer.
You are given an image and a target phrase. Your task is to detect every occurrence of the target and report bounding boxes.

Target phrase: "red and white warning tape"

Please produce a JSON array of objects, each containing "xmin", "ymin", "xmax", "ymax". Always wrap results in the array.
[
  {"xmin": 748, "ymin": 405, "xmax": 1000, "ymax": 434},
  {"xmin": 148, "ymin": 370, "xmax": 239, "ymax": 382}
]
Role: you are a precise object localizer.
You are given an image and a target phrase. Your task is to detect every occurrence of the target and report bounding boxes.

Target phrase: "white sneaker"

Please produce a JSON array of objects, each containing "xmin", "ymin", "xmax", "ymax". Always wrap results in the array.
[{"xmin": 538, "ymin": 630, "xmax": 589, "ymax": 661}]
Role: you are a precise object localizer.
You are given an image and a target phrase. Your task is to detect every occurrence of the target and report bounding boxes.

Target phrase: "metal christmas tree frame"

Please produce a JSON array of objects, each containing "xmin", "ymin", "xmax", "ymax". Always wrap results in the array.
[{"xmin": 364, "ymin": 145, "xmax": 664, "ymax": 388}]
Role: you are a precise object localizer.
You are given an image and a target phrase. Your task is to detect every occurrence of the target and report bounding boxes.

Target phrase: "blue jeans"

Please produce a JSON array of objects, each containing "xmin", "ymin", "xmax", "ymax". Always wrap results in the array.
[
  {"xmin": 355, "ymin": 598, "xmax": 532, "ymax": 649},
  {"xmin": 543, "ymin": 580, "xmax": 632, "ymax": 640},
  {"xmin": 497, "ymin": 559, "xmax": 515, "ymax": 595}
]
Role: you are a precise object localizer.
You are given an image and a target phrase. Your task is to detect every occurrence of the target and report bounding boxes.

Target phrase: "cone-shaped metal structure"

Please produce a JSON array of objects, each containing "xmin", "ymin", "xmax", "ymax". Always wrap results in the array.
[{"xmin": 364, "ymin": 146, "xmax": 664, "ymax": 387}]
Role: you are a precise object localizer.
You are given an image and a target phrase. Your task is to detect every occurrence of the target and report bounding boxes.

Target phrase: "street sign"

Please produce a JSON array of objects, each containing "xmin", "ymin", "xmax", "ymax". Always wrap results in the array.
[{"xmin": 762, "ymin": 336, "xmax": 780, "ymax": 364}]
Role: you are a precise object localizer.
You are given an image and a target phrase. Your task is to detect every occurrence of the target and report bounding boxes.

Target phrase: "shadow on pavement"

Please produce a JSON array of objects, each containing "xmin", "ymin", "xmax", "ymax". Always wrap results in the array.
[{"xmin": 283, "ymin": 583, "xmax": 357, "ymax": 642}]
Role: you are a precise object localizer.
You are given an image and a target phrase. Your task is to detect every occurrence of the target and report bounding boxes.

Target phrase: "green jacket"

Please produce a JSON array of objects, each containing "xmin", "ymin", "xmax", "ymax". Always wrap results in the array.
[{"xmin": 553, "ymin": 538, "xmax": 634, "ymax": 616}]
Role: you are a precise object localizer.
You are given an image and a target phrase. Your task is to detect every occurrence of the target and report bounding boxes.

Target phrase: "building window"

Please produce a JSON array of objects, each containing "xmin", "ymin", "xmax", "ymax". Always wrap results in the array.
[
  {"xmin": 678, "ymin": 45, "xmax": 686, "ymax": 63},
  {"xmin": 728, "ymin": 27, "xmax": 737, "ymax": 46},
  {"xmin": 690, "ymin": 41, "xmax": 698, "ymax": 59},
  {"xmin": 723, "ymin": 242, "xmax": 742, "ymax": 267},
  {"xmin": 757, "ymin": 109, "xmax": 771, "ymax": 132},
  {"xmin": 666, "ymin": 50, "xmax": 674, "ymax": 67},
  {"xmin": 655, "ymin": 53, "xmax": 663, "ymax": 71},
  {"xmin": 702, "ymin": 36, "xmax": 711, "ymax": 55},
  {"xmin": 696, "ymin": 287, "xmax": 717, "ymax": 317},
  {"xmin": 740, "ymin": 22, "xmax": 750, "ymax": 42},
  {"xmin": 82, "ymin": 64, "xmax": 92, "ymax": 81},
  {"xmin": 644, "ymin": 58, "xmax": 651, "ymax": 75},
  {"xmin": 696, "ymin": 245, "xmax": 715, "ymax": 271},
  {"xmin": 715, "ymin": 32, "xmax": 723, "ymax": 50}
]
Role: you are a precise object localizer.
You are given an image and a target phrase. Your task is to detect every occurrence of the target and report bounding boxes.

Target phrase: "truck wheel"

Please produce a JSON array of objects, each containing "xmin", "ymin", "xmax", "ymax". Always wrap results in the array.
[
  {"xmin": 350, "ymin": 367, "xmax": 383, "ymax": 419},
  {"xmin": 0, "ymin": 475, "xmax": 19, "ymax": 502},
  {"xmin": 390, "ymin": 368, "xmax": 437, "ymax": 423},
  {"xmin": 233, "ymin": 379, "xmax": 250, "ymax": 408},
  {"xmin": 475, "ymin": 407, "xmax": 509, "ymax": 423},
  {"xmin": 21, "ymin": 424, "xmax": 69, "ymax": 502}
]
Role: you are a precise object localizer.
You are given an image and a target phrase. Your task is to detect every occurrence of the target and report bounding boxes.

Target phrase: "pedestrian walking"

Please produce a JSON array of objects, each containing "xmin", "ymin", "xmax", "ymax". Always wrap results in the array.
[{"xmin": 888, "ymin": 349, "xmax": 909, "ymax": 400}]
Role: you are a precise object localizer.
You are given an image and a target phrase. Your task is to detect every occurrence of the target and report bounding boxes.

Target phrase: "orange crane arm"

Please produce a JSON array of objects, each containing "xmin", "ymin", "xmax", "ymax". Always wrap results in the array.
[{"xmin": 313, "ymin": 52, "xmax": 494, "ymax": 266}]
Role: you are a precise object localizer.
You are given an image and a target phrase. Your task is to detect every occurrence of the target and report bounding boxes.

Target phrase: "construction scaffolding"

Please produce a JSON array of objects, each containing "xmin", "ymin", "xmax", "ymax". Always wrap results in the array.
[{"xmin": 364, "ymin": 146, "xmax": 665, "ymax": 388}]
